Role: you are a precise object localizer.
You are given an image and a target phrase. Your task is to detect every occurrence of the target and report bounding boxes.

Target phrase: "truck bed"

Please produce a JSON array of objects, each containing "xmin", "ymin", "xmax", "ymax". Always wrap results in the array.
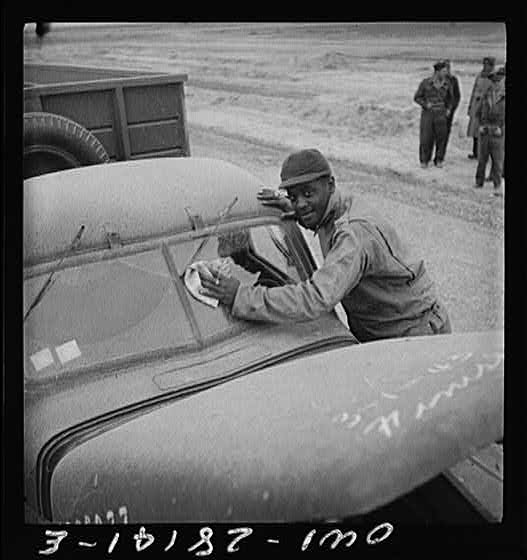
[{"xmin": 24, "ymin": 63, "xmax": 190, "ymax": 160}]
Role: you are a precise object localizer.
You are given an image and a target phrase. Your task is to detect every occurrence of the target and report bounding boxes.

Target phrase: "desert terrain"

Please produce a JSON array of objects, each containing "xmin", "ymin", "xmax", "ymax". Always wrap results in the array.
[{"xmin": 23, "ymin": 22, "xmax": 506, "ymax": 333}]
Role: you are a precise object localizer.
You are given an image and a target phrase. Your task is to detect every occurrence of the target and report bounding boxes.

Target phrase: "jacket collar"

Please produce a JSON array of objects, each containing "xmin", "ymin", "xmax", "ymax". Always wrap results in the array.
[{"xmin": 314, "ymin": 189, "xmax": 350, "ymax": 234}]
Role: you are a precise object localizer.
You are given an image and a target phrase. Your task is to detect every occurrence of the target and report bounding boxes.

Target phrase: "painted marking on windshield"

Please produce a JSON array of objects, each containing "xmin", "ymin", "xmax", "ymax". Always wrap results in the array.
[
  {"xmin": 55, "ymin": 339, "xmax": 82, "ymax": 365},
  {"xmin": 30, "ymin": 348, "xmax": 54, "ymax": 371}
]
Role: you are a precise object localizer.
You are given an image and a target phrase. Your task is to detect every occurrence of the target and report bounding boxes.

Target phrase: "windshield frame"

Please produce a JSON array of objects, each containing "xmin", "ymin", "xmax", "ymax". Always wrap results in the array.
[{"xmin": 23, "ymin": 216, "xmax": 321, "ymax": 384}]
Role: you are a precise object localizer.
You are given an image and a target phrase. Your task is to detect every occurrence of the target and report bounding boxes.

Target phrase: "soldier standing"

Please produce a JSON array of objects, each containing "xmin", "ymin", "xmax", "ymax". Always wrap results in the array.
[
  {"xmin": 474, "ymin": 66, "xmax": 505, "ymax": 196},
  {"xmin": 413, "ymin": 61, "xmax": 453, "ymax": 168},
  {"xmin": 443, "ymin": 59, "xmax": 461, "ymax": 159},
  {"xmin": 467, "ymin": 56, "xmax": 495, "ymax": 159}
]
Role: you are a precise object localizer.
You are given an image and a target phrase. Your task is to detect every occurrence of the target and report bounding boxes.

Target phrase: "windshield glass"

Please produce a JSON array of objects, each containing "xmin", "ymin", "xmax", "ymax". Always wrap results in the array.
[{"xmin": 24, "ymin": 223, "xmax": 307, "ymax": 380}]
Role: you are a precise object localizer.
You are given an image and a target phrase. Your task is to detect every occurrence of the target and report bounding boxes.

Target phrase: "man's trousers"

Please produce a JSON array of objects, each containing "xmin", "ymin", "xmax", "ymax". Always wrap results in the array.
[
  {"xmin": 419, "ymin": 110, "xmax": 448, "ymax": 165},
  {"xmin": 475, "ymin": 130, "xmax": 504, "ymax": 187}
]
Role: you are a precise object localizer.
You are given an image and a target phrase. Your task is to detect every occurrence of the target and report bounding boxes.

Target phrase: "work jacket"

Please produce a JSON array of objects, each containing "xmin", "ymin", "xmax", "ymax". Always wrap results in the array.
[
  {"xmin": 232, "ymin": 190, "xmax": 441, "ymax": 342},
  {"xmin": 414, "ymin": 75, "xmax": 453, "ymax": 116},
  {"xmin": 476, "ymin": 83, "xmax": 505, "ymax": 133},
  {"xmin": 467, "ymin": 71, "xmax": 493, "ymax": 136}
]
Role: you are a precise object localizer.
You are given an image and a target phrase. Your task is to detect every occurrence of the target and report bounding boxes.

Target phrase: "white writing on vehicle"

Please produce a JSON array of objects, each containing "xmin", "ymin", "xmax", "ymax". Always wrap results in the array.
[
  {"xmin": 363, "ymin": 410, "xmax": 400, "ymax": 438},
  {"xmin": 73, "ymin": 505, "xmax": 128, "ymax": 525},
  {"xmin": 427, "ymin": 352, "xmax": 473, "ymax": 373},
  {"xmin": 415, "ymin": 352, "xmax": 503, "ymax": 420},
  {"xmin": 330, "ymin": 351, "xmax": 503, "ymax": 438}
]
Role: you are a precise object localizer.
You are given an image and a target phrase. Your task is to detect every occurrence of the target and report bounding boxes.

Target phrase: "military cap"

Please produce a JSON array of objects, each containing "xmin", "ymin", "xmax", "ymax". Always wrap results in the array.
[
  {"xmin": 278, "ymin": 149, "xmax": 332, "ymax": 189},
  {"xmin": 496, "ymin": 66, "xmax": 506, "ymax": 77},
  {"xmin": 433, "ymin": 60, "xmax": 447, "ymax": 71},
  {"xmin": 483, "ymin": 56, "xmax": 496, "ymax": 66}
]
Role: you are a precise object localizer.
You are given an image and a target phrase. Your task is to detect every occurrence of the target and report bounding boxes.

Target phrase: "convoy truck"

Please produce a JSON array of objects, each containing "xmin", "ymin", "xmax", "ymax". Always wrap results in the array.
[{"xmin": 23, "ymin": 63, "xmax": 190, "ymax": 178}]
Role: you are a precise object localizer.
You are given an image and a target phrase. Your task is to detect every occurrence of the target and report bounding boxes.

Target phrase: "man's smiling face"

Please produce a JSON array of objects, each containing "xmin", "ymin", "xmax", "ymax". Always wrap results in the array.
[{"xmin": 285, "ymin": 175, "xmax": 335, "ymax": 230}]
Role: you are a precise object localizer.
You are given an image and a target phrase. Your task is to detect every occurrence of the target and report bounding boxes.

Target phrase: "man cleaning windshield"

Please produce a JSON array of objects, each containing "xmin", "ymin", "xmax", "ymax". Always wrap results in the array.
[{"xmin": 199, "ymin": 148, "xmax": 451, "ymax": 342}]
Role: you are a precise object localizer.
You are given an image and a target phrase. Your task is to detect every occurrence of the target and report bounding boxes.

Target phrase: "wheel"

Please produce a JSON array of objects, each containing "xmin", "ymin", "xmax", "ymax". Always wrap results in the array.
[{"xmin": 24, "ymin": 112, "xmax": 110, "ymax": 179}]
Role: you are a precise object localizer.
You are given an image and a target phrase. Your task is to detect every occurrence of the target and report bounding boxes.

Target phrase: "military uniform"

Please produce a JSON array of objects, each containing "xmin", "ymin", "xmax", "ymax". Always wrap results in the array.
[
  {"xmin": 232, "ymin": 190, "xmax": 451, "ymax": 342},
  {"xmin": 474, "ymin": 68, "xmax": 505, "ymax": 191},
  {"xmin": 414, "ymin": 73, "xmax": 453, "ymax": 166},
  {"xmin": 467, "ymin": 57, "xmax": 495, "ymax": 158}
]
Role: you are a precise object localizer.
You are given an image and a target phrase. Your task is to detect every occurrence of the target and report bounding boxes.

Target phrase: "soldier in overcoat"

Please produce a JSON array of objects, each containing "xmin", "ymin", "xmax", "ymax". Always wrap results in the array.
[{"xmin": 467, "ymin": 57, "xmax": 495, "ymax": 159}]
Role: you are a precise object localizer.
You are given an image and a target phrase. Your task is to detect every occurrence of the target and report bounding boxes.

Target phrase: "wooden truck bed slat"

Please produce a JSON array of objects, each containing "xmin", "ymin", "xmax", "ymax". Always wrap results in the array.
[{"xmin": 24, "ymin": 64, "xmax": 191, "ymax": 160}]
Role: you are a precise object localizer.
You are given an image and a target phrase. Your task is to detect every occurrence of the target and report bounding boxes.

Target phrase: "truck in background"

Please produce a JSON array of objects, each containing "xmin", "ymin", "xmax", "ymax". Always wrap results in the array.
[{"xmin": 24, "ymin": 63, "xmax": 190, "ymax": 178}]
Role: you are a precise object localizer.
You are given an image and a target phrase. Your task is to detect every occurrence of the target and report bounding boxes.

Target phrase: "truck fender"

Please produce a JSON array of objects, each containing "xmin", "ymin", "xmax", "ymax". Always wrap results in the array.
[{"xmin": 24, "ymin": 112, "xmax": 110, "ymax": 179}]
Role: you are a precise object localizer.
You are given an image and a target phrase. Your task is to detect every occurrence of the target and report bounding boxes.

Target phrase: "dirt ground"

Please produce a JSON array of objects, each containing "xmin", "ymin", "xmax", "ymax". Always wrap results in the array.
[{"xmin": 23, "ymin": 22, "xmax": 506, "ymax": 332}]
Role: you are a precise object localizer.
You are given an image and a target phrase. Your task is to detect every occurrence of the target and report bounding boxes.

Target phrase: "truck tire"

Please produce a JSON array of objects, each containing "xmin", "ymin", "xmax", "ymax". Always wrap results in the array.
[{"xmin": 24, "ymin": 112, "xmax": 110, "ymax": 179}]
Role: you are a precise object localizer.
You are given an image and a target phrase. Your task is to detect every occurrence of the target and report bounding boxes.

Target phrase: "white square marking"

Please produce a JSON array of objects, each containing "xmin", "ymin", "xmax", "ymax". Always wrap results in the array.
[
  {"xmin": 30, "ymin": 348, "xmax": 54, "ymax": 371},
  {"xmin": 55, "ymin": 339, "xmax": 82, "ymax": 364}
]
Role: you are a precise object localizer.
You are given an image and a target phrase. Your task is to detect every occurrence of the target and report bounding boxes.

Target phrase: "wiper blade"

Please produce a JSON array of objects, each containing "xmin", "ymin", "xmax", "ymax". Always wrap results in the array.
[
  {"xmin": 180, "ymin": 197, "xmax": 238, "ymax": 274},
  {"xmin": 24, "ymin": 225, "xmax": 85, "ymax": 322}
]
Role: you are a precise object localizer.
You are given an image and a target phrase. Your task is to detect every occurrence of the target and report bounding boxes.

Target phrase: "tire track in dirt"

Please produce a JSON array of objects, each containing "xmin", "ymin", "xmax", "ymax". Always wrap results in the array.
[{"xmin": 189, "ymin": 123, "xmax": 504, "ymax": 234}]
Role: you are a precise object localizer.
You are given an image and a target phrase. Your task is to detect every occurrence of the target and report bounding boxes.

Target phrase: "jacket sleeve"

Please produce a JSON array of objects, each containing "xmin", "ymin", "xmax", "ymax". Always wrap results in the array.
[
  {"xmin": 444, "ymin": 82, "xmax": 454, "ymax": 112},
  {"xmin": 454, "ymin": 78, "xmax": 461, "ymax": 111},
  {"xmin": 231, "ymin": 227, "xmax": 368, "ymax": 323},
  {"xmin": 413, "ymin": 79, "xmax": 428, "ymax": 109},
  {"xmin": 468, "ymin": 76, "xmax": 478, "ymax": 114},
  {"xmin": 475, "ymin": 96, "xmax": 484, "ymax": 122},
  {"xmin": 452, "ymin": 77, "xmax": 461, "ymax": 111}
]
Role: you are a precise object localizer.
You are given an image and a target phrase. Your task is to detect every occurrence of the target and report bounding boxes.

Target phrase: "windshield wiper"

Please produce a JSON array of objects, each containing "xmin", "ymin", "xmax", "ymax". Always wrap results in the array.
[
  {"xmin": 180, "ymin": 197, "xmax": 238, "ymax": 274},
  {"xmin": 24, "ymin": 225, "xmax": 85, "ymax": 322}
]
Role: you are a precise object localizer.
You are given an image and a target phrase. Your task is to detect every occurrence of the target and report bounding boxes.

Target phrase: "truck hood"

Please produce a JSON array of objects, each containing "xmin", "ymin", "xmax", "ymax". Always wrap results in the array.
[{"xmin": 47, "ymin": 330, "xmax": 503, "ymax": 522}]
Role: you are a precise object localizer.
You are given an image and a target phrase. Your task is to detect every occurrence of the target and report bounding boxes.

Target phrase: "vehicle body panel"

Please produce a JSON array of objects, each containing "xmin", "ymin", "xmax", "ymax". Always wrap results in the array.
[
  {"xmin": 47, "ymin": 330, "xmax": 503, "ymax": 522},
  {"xmin": 24, "ymin": 158, "xmax": 269, "ymax": 266},
  {"xmin": 23, "ymin": 157, "xmax": 504, "ymax": 523}
]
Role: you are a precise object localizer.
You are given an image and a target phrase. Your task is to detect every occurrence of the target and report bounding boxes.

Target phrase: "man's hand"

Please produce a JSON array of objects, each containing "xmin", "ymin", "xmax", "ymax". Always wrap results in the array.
[
  {"xmin": 199, "ymin": 270, "xmax": 240, "ymax": 308},
  {"xmin": 257, "ymin": 188, "xmax": 295, "ymax": 218},
  {"xmin": 425, "ymin": 102, "xmax": 432, "ymax": 110}
]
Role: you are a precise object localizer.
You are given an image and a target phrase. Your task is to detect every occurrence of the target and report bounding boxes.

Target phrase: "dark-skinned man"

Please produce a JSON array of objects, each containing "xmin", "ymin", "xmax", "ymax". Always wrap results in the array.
[{"xmin": 199, "ymin": 149, "xmax": 451, "ymax": 343}]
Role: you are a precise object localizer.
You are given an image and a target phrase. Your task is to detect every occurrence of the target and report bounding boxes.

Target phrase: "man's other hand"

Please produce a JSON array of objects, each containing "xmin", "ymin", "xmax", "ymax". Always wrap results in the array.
[
  {"xmin": 199, "ymin": 271, "xmax": 240, "ymax": 308},
  {"xmin": 257, "ymin": 188, "xmax": 294, "ymax": 217}
]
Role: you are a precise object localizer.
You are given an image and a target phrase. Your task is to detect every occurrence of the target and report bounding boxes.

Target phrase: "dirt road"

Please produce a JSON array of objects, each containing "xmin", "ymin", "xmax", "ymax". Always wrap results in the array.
[{"xmin": 24, "ymin": 22, "xmax": 505, "ymax": 332}]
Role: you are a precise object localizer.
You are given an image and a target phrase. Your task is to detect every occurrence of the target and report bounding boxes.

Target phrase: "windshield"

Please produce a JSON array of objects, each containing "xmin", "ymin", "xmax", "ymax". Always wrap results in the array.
[{"xmin": 24, "ymin": 223, "xmax": 308, "ymax": 380}]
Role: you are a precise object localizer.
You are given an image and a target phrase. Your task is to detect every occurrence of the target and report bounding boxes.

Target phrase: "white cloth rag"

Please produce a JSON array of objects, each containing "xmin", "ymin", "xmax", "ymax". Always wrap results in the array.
[{"xmin": 184, "ymin": 258, "xmax": 233, "ymax": 308}]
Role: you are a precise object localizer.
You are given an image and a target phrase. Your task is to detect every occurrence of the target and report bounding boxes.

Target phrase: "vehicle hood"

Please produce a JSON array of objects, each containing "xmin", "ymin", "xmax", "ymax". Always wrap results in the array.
[{"xmin": 47, "ymin": 330, "xmax": 503, "ymax": 522}]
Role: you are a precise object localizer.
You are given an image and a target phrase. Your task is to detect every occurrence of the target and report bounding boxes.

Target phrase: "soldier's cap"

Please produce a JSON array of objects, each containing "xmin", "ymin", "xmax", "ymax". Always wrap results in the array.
[
  {"xmin": 278, "ymin": 149, "xmax": 332, "ymax": 189},
  {"xmin": 483, "ymin": 56, "xmax": 496, "ymax": 66},
  {"xmin": 433, "ymin": 60, "xmax": 447, "ymax": 71},
  {"xmin": 496, "ymin": 66, "xmax": 506, "ymax": 76}
]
